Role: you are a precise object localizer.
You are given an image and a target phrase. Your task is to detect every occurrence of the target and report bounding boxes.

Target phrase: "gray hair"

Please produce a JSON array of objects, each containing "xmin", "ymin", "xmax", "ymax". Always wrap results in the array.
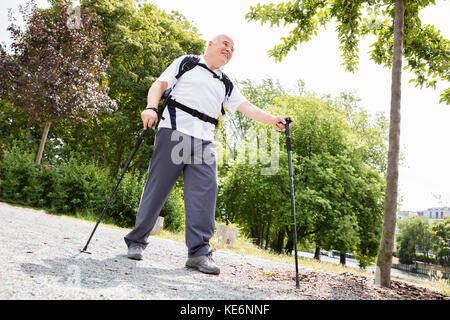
[
  {"xmin": 211, "ymin": 34, "xmax": 225, "ymax": 42},
  {"xmin": 204, "ymin": 34, "xmax": 234, "ymax": 54}
]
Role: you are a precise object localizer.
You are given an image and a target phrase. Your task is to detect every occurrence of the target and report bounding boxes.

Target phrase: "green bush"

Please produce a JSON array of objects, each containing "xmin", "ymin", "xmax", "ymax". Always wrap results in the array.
[
  {"xmin": 398, "ymin": 237, "xmax": 415, "ymax": 265},
  {"xmin": 53, "ymin": 156, "xmax": 112, "ymax": 214},
  {"xmin": 107, "ymin": 169, "xmax": 144, "ymax": 228},
  {"xmin": 0, "ymin": 145, "xmax": 40, "ymax": 205},
  {"xmin": 160, "ymin": 192, "xmax": 184, "ymax": 232},
  {"xmin": 110, "ymin": 171, "xmax": 185, "ymax": 231},
  {"xmin": 0, "ymin": 145, "xmax": 185, "ymax": 231}
]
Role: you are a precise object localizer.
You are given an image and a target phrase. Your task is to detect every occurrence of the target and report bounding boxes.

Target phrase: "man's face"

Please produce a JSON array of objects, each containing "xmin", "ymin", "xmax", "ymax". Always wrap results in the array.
[{"xmin": 208, "ymin": 36, "xmax": 234, "ymax": 66}]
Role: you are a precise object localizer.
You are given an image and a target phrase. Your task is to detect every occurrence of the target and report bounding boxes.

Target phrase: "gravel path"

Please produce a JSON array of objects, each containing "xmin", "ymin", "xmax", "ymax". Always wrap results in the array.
[{"xmin": 1, "ymin": 201, "xmax": 448, "ymax": 300}]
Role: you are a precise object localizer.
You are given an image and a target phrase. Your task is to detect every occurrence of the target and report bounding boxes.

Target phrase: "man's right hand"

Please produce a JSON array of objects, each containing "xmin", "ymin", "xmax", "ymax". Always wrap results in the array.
[{"xmin": 141, "ymin": 108, "xmax": 158, "ymax": 130}]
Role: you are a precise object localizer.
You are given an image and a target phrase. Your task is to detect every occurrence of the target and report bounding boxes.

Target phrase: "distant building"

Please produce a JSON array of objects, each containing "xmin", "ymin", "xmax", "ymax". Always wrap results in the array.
[
  {"xmin": 399, "ymin": 207, "xmax": 450, "ymax": 220},
  {"xmin": 398, "ymin": 211, "xmax": 417, "ymax": 220},
  {"xmin": 417, "ymin": 207, "xmax": 450, "ymax": 220}
]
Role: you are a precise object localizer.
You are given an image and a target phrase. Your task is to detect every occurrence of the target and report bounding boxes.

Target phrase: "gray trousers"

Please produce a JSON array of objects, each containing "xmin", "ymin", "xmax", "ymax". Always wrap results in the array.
[{"xmin": 124, "ymin": 128, "xmax": 218, "ymax": 258}]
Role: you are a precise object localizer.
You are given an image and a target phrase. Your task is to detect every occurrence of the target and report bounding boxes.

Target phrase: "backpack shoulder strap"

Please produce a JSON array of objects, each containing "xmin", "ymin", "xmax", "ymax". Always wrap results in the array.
[
  {"xmin": 196, "ymin": 62, "xmax": 234, "ymax": 99},
  {"xmin": 176, "ymin": 55, "xmax": 234, "ymax": 98},
  {"xmin": 161, "ymin": 55, "xmax": 200, "ymax": 100},
  {"xmin": 219, "ymin": 73, "xmax": 233, "ymax": 116},
  {"xmin": 175, "ymin": 55, "xmax": 200, "ymax": 80},
  {"xmin": 220, "ymin": 72, "xmax": 234, "ymax": 98}
]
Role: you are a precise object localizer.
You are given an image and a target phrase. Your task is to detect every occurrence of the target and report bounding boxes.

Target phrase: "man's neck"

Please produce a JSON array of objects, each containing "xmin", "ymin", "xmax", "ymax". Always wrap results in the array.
[{"xmin": 203, "ymin": 54, "xmax": 221, "ymax": 70}]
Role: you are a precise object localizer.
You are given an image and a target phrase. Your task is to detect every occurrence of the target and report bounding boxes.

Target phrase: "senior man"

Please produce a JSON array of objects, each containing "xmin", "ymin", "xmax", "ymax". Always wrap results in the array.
[{"xmin": 124, "ymin": 34, "xmax": 289, "ymax": 275}]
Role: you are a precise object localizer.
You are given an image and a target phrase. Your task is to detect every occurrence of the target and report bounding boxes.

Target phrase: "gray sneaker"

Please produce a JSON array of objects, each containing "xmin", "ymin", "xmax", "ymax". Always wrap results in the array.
[
  {"xmin": 185, "ymin": 251, "xmax": 220, "ymax": 275},
  {"xmin": 127, "ymin": 246, "xmax": 144, "ymax": 260}
]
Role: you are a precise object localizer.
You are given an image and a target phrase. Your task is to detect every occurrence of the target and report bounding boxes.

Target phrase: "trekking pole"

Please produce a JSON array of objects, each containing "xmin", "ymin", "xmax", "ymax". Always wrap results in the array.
[
  {"xmin": 284, "ymin": 117, "xmax": 300, "ymax": 288},
  {"xmin": 80, "ymin": 129, "xmax": 148, "ymax": 253}
]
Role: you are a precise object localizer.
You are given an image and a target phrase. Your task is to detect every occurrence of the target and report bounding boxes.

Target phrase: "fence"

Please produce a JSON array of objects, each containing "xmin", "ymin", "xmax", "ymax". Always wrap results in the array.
[{"xmin": 392, "ymin": 264, "xmax": 450, "ymax": 280}]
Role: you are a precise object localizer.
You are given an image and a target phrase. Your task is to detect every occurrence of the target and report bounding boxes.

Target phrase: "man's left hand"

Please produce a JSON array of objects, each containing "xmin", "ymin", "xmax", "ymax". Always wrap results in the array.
[{"xmin": 273, "ymin": 116, "xmax": 292, "ymax": 131}]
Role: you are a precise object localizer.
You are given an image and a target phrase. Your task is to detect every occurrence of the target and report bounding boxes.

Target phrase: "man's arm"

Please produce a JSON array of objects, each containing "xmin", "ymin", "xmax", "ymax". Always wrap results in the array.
[
  {"xmin": 141, "ymin": 80, "xmax": 168, "ymax": 130},
  {"xmin": 237, "ymin": 101, "xmax": 288, "ymax": 130}
]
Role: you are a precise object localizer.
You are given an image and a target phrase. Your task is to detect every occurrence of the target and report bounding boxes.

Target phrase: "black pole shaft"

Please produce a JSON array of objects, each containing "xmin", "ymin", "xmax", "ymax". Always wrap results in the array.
[
  {"xmin": 285, "ymin": 118, "xmax": 299, "ymax": 288},
  {"xmin": 81, "ymin": 129, "xmax": 147, "ymax": 252}
]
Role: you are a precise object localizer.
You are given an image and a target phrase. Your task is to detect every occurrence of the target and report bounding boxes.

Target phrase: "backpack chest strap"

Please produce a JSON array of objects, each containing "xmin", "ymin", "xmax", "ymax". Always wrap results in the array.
[{"xmin": 162, "ymin": 96, "xmax": 219, "ymax": 126}]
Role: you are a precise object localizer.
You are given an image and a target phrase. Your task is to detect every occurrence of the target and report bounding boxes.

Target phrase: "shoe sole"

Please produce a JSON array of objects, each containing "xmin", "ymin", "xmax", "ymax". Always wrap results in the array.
[
  {"xmin": 127, "ymin": 254, "xmax": 143, "ymax": 260},
  {"xmin": 185, "ymin": 263, "xmax": 220, "ymax": 275}
]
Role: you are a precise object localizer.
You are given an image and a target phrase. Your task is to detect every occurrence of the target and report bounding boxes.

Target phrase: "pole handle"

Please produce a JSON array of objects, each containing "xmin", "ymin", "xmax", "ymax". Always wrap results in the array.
[
  {"xmin": 284, "ymin": 117, "xmax": 293, "ymax": 151},
  {"xmin": 277, "ymin": 117, "xmax": 293, "ymax": 128}
]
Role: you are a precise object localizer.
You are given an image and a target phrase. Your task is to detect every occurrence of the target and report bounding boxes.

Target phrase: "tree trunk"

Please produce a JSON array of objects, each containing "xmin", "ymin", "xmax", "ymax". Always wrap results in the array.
[
  {"xmin": 35, "ymin": 120, "xmax": 52, "ymax": 165},
  {"xmin": 375, "ymin": 0, "xmax": 405, "ymax": 288},
  {"xmin": 275, "ymin": 229, "xmax": 285, "ymax": 253},
  {"xmin": 314, "ymin": 246, "xmax": 320, "ymax": 260},
  {"xmin": 340, "ymin": 252, "xmax": 346, "ymax": 266},
  {"xmin": 260, "ymin": 223, "xmax": 266, "ymax": 249},
  {"xmin": 252, "ymin": 225, "xmax": 261, "ymax": 246},
  {"xmin": 284, "ymin": 239, "xmax": 293, "ymax": 255},
  {"xmin": 283, "ymin": 226, "xmax": 292, "ymax": 254},
  {"xmin": 264, "ymin": 224, "xmax": 270, "ymax": 250}
]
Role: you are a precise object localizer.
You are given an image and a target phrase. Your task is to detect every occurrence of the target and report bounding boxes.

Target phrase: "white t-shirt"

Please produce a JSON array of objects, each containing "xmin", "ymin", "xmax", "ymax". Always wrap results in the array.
[{"xmin": 157, "ymin": 55, "xmax": 247, "ymax": 141}]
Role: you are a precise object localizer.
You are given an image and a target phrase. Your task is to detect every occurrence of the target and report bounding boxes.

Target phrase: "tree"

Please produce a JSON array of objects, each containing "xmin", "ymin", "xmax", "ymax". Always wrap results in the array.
[
  {"xmin": 246, "ymin": 0, "xmax": 449, "ymax": 287},
  {"xmin": 397, "ymin": 235, "xmax": 415, "ymax": 264},
  {"xmin": 218, "ymin": 90, "xmax": 386, "ymax": 260},
  {"xmin": 376, "ymin": 0, "xmax": 404, "ymax": 288},
  {"xmin": 327, "ymin": 92, "xmax": 387, "ymax": 268},
  {"xmin": 432, "ymin": 217, "xmax": 450, "ymax": 268},
  {"xmin": 222, "ymin": 78, "xmax": 288, "ymax": 142},
  {"xmin": 75, "ymin": 0, "xmax": 205, "ymax": 175},
  {"xmin": 396, "ymin": 216, "xmax": 432, "ymax": 264},
  {"xmin": 0, "ymin": 0, "xmax": 115, "ymax": 165},
  {"xmin": 217, "ymin": 77, "xmax": 295, "ymax": 179}
]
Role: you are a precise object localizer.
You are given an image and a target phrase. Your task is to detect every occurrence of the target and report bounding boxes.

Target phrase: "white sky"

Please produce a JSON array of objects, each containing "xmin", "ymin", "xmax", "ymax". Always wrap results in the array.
[{"xmin": 1, "ymin": 0, "xmax": 449, "ymax": 211}]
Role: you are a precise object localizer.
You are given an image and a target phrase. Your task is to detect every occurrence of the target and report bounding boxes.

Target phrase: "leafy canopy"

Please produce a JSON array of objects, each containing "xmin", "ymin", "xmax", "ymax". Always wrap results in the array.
[{"xmin": 246, "ymin": 0, "xmax": 449, "ymax": 103}]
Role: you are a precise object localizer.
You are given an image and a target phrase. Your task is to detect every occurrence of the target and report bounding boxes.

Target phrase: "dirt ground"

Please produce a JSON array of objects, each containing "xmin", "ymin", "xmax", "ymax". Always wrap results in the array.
[{"xmin": 225, "ymin": 264, "xmax": 449, "ymax": 300}]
